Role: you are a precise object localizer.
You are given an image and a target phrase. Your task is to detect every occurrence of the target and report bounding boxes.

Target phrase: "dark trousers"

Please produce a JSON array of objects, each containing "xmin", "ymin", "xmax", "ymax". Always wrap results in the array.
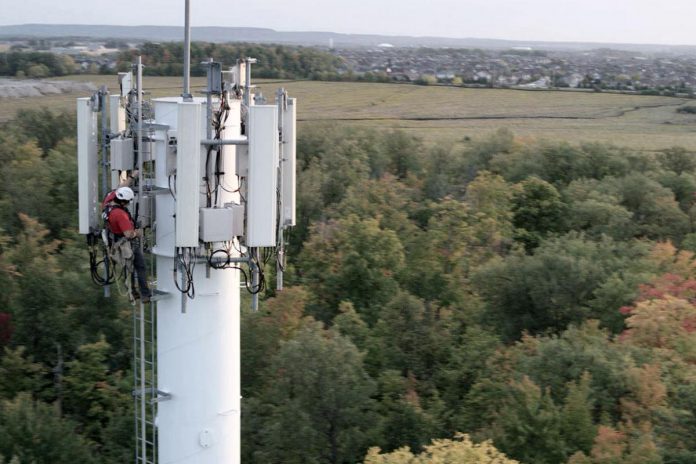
[{"xmin": 131, "ymin": 239, "xmax": 150, "ymax": 297}]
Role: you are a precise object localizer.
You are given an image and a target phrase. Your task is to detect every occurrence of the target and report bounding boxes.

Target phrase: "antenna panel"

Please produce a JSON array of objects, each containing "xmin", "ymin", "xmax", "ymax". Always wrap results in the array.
[
  {"xmin": 77, "ymin": 98, "xmax": 98, "ymax": 234},
  {"xmin": 118, "ymin": 72, "xmax": 132, "ymax": 97},
  {"xmin": 281, "ymin": 98, "xmax": 297, "ymax": 227},
  {"xmin": 109, "ymin": 94, "xmax": 126, "ymax": 134},
  {"xmin": 110, "ymin": 137, "xmax": 134, "ymax": 170},
  {"xmin": 175, "ymin": 102, "xmax": 202, "ymax": 247},
  {"xmin": 246, "ymin": 105, "xmax": 278, "ymax": 247}
]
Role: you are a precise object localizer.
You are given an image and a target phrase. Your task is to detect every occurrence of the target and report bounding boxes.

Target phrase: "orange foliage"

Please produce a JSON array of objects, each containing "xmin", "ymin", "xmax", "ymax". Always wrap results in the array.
[{"xmin": 590, "ymin": 426, "xmax": 626, "ymax": 462}]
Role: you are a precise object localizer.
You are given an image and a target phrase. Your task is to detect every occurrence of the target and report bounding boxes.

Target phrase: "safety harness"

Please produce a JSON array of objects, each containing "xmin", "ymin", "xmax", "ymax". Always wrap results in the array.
[{"xmin": 102, "ymin": 202, "xmax": 136, "ymax": 301}]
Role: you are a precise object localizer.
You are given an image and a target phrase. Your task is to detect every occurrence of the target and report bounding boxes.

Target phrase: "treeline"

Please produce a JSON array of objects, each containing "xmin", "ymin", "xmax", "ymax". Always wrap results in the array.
[
  {"xmin": 1, "ymin": 111, "xmax": 696, "ymax": 463},
  {"xmin": 117, "ymin": 42, "xmax": 344, "ymax": 79},
  {"xmin": 0, "ymin": 52, "xmax": 77, "ymax": 78}
]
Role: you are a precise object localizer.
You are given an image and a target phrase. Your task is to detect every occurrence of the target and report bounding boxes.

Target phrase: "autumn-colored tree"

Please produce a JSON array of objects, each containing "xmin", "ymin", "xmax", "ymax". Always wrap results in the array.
[
  {"xmin": 364, "ymin": 433, "xmax": 519, "ymax": 464},
  {"xmin": 567, "ymin": 424, "xmax": 662, "ymax": 464}
]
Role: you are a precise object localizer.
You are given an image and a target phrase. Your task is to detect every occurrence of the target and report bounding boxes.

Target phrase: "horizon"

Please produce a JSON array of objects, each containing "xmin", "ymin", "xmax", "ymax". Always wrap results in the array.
[{"xmin": 2, "ymin": 22, "xmax": 696, "ymax": 49}]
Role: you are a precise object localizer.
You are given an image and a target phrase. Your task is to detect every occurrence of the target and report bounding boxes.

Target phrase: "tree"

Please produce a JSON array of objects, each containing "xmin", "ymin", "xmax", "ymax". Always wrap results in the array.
[
  {"xmin": 487, "ymin": 376, "xmax": 566, "ymax": 464},
  {"xmin": 657, "ymin": 147, "xmax": 696, "ymax": 175},
  {"xmin": 364, "ymin": 433, "xmax": 519, "ymax": 464},
  {"xmin": 63, "ymin": 337, "xmax": 128, "ymax": 444},
  {"xmin": 561, "ymin": 373, "xmax": 596, "ymax": 455},
  {"xmin": 568, "ymin": 424, "xmax": 662, "ymax": 464},
  {"xmin": 511, "ymin": 177, "xmax": 566, "ymax": 250},
  {"xmin": 564, "ymin": 180, "xmax": 634, "ymax": 240},
  {"xmin": 241, "ymin": 287, "xmax": 312, "ymax": 395},
  {"xmin": 26, "ymin": 63, "xmax": 50, "ymax": 78},
  {"xmin": 415, "ymin": 75, "xmax": 437, "ymax": 85},
  {"xmin": 248, "ymin": 325, "xmax": 377, "ymax": 464},
  {"xmin": 299, "ymin": 215, "xmax": 405, "ymax": 324},
  {"xmin": 610, "ymin": 173, "xmax": 689, "ymax": 241},
  {"xmin": 5, "ymin": 215, "xmax": 70, "ymax": 365},
  {"xmin": 372, "ymin": 370, "xmax": 441, "ymax": 454},
  {"xmin": 369, "ymin": 291, "xmax": 443, "ymax": 380},
  {"xmin": 0, "ymin": 347, "xmax": 47, "ymax": 400},
  {"xmin": 0, "ymin": 394, "xmax": 97, "ymax": 464},
  {"xmin": 473, "ymin": 234, "xmax": 649, "ymax": 338}
]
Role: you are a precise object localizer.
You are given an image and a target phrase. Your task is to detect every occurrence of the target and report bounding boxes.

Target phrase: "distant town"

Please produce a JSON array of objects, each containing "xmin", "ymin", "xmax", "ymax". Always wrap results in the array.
[
  {"xmin": 336, "ymin": 45, "xmax": 696, "ymax": 96},
  {"xmin": 2, "ymin": 36, "xmax": 696, "ymax": 96}
]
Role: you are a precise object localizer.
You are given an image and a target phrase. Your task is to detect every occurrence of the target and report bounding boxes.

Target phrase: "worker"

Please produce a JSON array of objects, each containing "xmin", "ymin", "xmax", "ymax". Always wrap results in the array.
[{"xmin": 103, "ymin": 186, "xmax": 151, "ymax": 303}]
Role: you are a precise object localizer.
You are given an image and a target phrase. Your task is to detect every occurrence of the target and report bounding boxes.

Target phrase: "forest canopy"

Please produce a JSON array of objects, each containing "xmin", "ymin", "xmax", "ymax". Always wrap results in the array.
[{"xmin": 1, "ymin": 109, "xmax": 696, "ymax": 463}]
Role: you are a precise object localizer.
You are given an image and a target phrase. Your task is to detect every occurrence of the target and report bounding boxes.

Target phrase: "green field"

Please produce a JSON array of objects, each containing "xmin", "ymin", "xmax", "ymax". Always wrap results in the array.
[{"xmin": 2, "ymin": 74, "xmax": 695, "ymax": 151}]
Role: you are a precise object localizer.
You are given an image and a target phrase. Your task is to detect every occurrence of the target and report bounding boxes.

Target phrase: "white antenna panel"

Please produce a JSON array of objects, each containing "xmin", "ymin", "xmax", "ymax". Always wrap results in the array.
[
  {"xmin": 110, "ymin": 137, "xmax": 134, "ymax": 170},
  {"xmin": 118, "ymin": 72, "xmax": 132, "ymax": 97},
  {"xmin": 246, "ymin": 105, "xmax": 279, "ymax": 247},
  {"xmin": 234, "ymin": 62, "xmax": 246, "ymax": 87},
  {"xmin": 175, "ymin": 101, "xmax": 203, "ymax": 247},
  {"xmin": 77, "ymin": 98, "xmax": 98, "ymax": 234},
  {"xmin": 281, "ymin": 98, "xmax": 297, "ymax": 227},
  {"xmin": 109, "ymin": 94, "xmax": 126, "ymax": 134}
]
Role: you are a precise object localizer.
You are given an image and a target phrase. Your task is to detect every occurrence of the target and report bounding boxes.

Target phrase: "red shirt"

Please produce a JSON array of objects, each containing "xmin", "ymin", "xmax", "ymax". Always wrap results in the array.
[
  {"xmin": 108, "ymin": 207, "xmax": 134, "ymax": 235},
  {"xmin": 103, "ymin": 191, "xmax": 134, "ymax": 236}
]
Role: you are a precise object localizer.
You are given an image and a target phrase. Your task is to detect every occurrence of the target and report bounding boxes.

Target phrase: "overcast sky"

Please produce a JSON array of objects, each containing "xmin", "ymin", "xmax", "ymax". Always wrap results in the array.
[{"xmin": 2, "ymin": 0, "xmax": 696, "ymax": 46}]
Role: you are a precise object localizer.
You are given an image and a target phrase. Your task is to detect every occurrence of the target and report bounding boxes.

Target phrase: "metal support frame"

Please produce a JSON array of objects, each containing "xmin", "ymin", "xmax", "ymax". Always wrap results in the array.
[
  {"xmin": 97, "ymin": 86, "xmax": 112, "ymax": 298},
  {"xmin": 201, "ymin": 138, "xmax": 248, "ymax": 146},
  {"xmin": 276, "ymin": 88, "xmax": 287, "ymax": 292},
  {"xmin": 182, "ymin": 0, "xmax": 192, "ymax": 100},
  {"xmin": 243, "ymin": 58, "xmax": 257, "ymax": 107},
  {"xmin": 250, "ymin": 248, "xmax": 259, "ymax": 311}
]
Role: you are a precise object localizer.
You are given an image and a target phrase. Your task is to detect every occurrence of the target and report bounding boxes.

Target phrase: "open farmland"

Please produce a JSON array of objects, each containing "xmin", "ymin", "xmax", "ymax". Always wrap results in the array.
[{"xmin": 2, "ymin": 75, "xmax": 695, "ymax": 151}]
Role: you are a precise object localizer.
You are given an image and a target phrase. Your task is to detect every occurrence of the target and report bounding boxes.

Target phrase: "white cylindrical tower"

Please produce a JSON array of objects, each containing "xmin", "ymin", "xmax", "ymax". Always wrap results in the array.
[
  {"xmin": 152, "ymin": 97, "xmax": 241, "ymax": 464},
  {"xmin": 77, "ymin": 61, "xmax": 294, "ymax": 464}
]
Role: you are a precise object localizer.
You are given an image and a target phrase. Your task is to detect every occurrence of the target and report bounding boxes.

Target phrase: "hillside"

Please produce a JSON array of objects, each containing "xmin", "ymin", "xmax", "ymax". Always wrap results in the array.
[{"xmin": 3, "ymin": 23, "xmax": 696, "ymax": 52}]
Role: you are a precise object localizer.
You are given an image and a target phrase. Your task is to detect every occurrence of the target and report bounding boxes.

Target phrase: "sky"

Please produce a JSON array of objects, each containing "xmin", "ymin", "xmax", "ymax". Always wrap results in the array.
[{"xmin": 1, "ymin": 0, "xmax": 696, "ymax": 46}]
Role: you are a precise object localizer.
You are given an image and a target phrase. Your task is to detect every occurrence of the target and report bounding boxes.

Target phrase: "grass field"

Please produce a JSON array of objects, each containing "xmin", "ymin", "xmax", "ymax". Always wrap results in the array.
[{"xmin": 2, "ymin": 74, "xmax": 695, "ymax": 151}]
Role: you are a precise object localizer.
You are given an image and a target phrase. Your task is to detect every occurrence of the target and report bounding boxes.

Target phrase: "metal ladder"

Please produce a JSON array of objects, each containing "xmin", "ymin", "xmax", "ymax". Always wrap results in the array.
[
  {"xmin": 133, "ymin": 299, "xmax": 158, "ymax": 464},
  {"xmin": 133, "ymin": 166, "xmax": 170, "ymax": 463}
]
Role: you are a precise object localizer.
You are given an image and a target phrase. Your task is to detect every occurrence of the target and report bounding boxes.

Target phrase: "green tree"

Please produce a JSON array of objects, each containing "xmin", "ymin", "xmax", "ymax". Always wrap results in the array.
[
  {"xmin": 63, "ymin": 337, "xmax": 128, "ymax": 443},
  {"xmin": 299, "ymin": 215, "xmax": 405, "ymax": 324},
  {"xmin": 5, "ymin": 215, "xmax": 70, "ymax": 365},
  {"xmin": 657, "ymin": 147, "xmax": 696, "ymax": 175},
  {"xmin": 511, "ymin": 177, "xmax": 566, "ymax": 250},
  {"xmin": 473, "ymin": 234, "xmax": 648, "ymax": 338},
  {"xmin": 372, "ymin": 370, "xmax": 441, "ymax": 454},
  {"xmin": 248, "ymin": 325, "xmax": 377, "ymax": 464},
  {"xmin": 488, "ymin": 376, "xmax": 566, "ymax": 464},
  {"xmin": 0, "ymin": 347, "xmax": 47, "ymax": 400},
  {"xmin": 561, "ymin": 373, "xmax": 596, "ymax": 455},
  {"xmin": 241, "ymin": 287, "xmax": 312, "ymax": 395},
  {"xmin": 0, "ymin": 394, "xmax": 97, "ymax": 464}
]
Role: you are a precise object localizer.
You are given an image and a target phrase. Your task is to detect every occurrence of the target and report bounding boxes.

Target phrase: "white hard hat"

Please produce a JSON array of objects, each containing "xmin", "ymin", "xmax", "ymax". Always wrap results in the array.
[{"xmin": 115, "ymin": 186, "xmax": 135, "ymax": 201}]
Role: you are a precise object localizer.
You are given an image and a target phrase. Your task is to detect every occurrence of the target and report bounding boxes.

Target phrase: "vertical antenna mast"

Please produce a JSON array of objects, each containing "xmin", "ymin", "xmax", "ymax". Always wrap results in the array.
[{"xmin": 183, "ymin": 0, "xmax": 192, "ymax": 100}]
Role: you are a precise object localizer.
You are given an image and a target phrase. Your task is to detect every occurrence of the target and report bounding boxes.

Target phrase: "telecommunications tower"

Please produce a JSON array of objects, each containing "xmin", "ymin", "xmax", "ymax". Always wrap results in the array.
[{"xmin": 77, "ymin": 3, "xmax": 297, "ymax": 463}]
